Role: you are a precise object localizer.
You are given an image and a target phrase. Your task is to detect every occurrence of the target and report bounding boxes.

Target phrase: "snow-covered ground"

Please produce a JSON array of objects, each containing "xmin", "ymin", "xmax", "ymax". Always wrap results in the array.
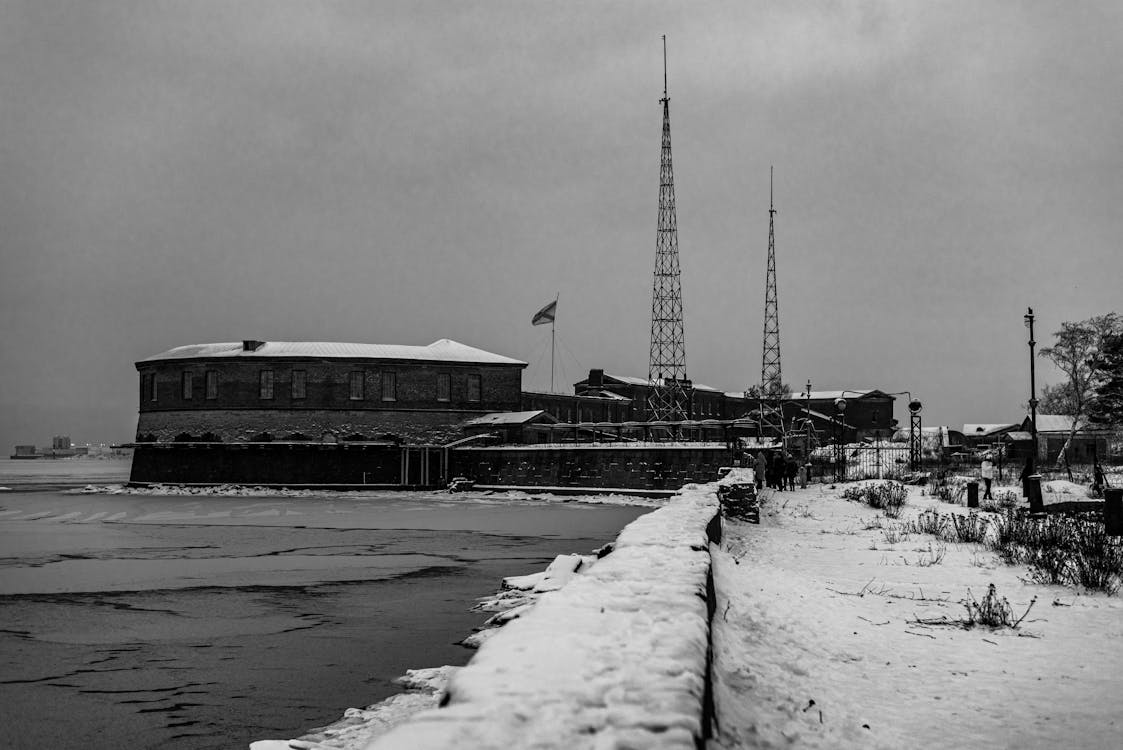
[
  {"xmin": 709, "ymin": 482, "xmax": 1123, "ymax": 749},
  {"xmin": 251, "ymin": 473, "xmax": 1122, "ymax": 750}
]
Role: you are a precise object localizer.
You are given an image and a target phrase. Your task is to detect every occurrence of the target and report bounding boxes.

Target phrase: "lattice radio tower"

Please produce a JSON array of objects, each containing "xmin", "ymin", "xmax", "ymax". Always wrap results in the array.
[
  {"xmin": 759, "ymin": 167, "xmax": 786, "ymax": 437},
  {"xmin": 647, "ymin": 36, "xmax": 690, "ymax": 421}
]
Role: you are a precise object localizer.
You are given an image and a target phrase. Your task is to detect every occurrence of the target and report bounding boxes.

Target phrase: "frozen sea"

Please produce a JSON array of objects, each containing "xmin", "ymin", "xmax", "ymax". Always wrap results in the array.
[{"xmin": 0, "ymin": 458, "xmax": 648, "ymax": 749}]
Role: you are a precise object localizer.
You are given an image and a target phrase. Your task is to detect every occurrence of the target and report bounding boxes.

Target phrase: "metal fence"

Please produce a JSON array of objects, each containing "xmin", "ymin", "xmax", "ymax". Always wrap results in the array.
[
  {"xmin": 806, "ymin": 442, "xmax": 1115, "ymax": 485},
  {"xmin": 808, "ymin": 441, "xmax": 913, "ymax": 482}
]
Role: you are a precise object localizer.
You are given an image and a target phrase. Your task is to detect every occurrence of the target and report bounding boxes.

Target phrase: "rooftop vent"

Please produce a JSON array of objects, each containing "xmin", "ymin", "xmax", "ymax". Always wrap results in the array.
[{"xmin": 242, "ymin": 340, "xmax": 266, "ymax": 352}]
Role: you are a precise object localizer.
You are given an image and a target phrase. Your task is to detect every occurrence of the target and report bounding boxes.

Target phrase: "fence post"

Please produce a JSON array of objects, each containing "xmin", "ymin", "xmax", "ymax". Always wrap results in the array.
[
  {"xmin": 966, "ymin": 481, "xmax": 979, "ymax": 508},
  {"xmin": 1027, "ymin": 474, "xmax": 1044, "ymax": 514},
  {"xmin": 1105, "ymin": 488, "xmax": 1123, "ymax": 536}
]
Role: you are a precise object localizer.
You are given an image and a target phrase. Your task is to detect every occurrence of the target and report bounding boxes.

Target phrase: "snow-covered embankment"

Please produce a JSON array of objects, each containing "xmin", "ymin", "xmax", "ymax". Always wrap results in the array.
[{"xmin": 367, "ymin": 484, "xmax": 721, "ymax": 749}]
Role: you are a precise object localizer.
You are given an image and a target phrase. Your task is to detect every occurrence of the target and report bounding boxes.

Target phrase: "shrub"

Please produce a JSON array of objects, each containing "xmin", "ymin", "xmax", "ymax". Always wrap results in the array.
[
  {"xmin": 1068, "ymin": 520, "xmax": 1123, "ymax": 594},
  {"xmin": 841, "ymin": 481, "xmax": 909, "ymax": 517},
  {"xmin": 964, "ymin": 584, "xmax": 1014, "ymax": 627},
  {"xmin": 931, "ymin": 471, "xmax": 969, "ymax": 504},
  {"xmin": 981, "ymin": 490, "xmax": 1019, "ymax": 513},
  {"xmin": 1026, "ymin": 546, "xmax": 1070, "ymax": 585},
  {"xmin": 909, "ymin": 509, "xmax": 947, "ymax": 537},
  {"xmin": 988, "ymin": 510, "xmax": 1123, "ymax": 594},
  {"xmin": 946, "ymin": 513, "xmax": 990, "ymax": 544}
]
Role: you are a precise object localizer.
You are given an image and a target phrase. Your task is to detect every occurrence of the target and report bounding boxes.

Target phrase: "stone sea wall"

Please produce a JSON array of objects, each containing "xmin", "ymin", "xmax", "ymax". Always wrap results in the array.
[{"xmin": 365, "ymin": 485, "xmax": 722, "ymax": 749}]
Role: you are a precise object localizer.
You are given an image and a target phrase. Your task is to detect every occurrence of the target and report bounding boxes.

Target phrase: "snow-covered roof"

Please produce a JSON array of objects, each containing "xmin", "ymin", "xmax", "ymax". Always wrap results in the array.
[
  {"xmin": 723, "ymin": 389, "xmax": 890, "ymax": 401},
  {"xmin": 787, "ymin": 389, "xmax": 890, "ymax": 401},
  {"xmin": 463, "ymin": 411, "xmax": 555, "ymax": 427},
  {"xmin": 1030, "ymin": 414, "xmax": 1087, "ymax": 433},
  {"xmin": 139, "ymin": 339, "xmax": 526, "ymax": 366},
  {"xmin": 964, "ymin": 423, "xmax": 1019, "ymax": 436},
  {"xmin": 598, "ymin": 373, "xmax": 721, "ymax": 393}
]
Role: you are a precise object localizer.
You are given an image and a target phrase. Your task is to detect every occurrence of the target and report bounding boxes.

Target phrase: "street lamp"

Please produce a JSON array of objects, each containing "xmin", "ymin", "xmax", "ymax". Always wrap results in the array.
[
  {"xmin": 834, "ymin": 397, "xmax": 848, "ymax": 481},
  {"xmin": 805, "ymin": 379, "xmax": 812, "ymax": 454},
  {"xmin": 1025, "ymin": 307, "xmax": 1038, "ymax": 473}
]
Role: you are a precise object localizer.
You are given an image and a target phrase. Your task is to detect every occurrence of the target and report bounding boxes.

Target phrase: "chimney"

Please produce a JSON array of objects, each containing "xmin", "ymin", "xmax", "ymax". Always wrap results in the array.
[
  {"xmin": 589, "ymin": 368, "xmax": 604, "ymax": 388},
  {"xmin": 242, "ymin": 340, "xmax": 265, "ymax": 352}
]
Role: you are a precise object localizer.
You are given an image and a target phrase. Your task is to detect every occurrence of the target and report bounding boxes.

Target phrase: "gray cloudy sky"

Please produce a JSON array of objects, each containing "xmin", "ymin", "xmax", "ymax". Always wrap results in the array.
[{"xmin": 2, "ymin": 0, "xmax": 1121, "ymax": 447}]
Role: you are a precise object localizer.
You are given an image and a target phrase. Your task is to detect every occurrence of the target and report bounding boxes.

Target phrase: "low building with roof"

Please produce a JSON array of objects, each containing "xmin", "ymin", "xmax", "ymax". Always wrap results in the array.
[
  {"xmin": 1019, "ymin": 414, "xmax": 1118, "ymax": 465},
  {"xmin": 962, "ymin": 423, "xmax": 1021, "ymax": 451},
  {"xmin": 133, "ymin": 338, "xmax": 526, "ymax": 446},
  {"xmin": 571, "ymin": 369, "xmax": 726, "ymax": 421}
]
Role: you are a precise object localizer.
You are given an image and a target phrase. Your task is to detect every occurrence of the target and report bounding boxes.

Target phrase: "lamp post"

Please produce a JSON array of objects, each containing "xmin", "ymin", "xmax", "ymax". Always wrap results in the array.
[
  {"xmin": 805, "ymin": 379, "xmax": 812, "ymax": 454},
  {"xmin": 834, "ymin": 397, "xmax": 848, "ymax": 482},
  {"xmin": 1025, "ymin": 307, "xmax": 1039, "ymax": 473}
]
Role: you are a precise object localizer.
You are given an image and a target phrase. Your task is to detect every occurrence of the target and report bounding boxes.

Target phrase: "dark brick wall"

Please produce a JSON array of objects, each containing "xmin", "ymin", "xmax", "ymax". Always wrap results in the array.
[
  {"xmin": 520, "ymin": 392, "xmax": 631, "ymax": 423},
  {"xmin": 450, "ymin": 446, "xmax": 733, "ymax": 491},
  {"xmin": 134, "ymin": 358, "xmax": 522, "ymax": 444},
  {"xmin": 137, "ymin": 359, "xmax": 522, "ymax": 413}
]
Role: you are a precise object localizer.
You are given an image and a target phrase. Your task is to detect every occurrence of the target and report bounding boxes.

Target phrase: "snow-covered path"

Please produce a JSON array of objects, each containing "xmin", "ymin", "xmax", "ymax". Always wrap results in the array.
[{"xmin": 709, "ymin": 485, "xmax": 1123, "ymax": 749}]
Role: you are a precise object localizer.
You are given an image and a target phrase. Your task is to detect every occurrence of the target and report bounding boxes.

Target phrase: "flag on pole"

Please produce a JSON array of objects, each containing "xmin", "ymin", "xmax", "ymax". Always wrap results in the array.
[{"xmin": 531, "ymin": 299, "xmax": 557, "ymax": 326}]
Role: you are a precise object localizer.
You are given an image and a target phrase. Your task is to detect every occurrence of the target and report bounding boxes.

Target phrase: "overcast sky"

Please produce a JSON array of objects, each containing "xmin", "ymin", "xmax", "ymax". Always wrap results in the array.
[{"xmin": 2, "ymin": 0, "xmax": 1121, "ymax": 447}]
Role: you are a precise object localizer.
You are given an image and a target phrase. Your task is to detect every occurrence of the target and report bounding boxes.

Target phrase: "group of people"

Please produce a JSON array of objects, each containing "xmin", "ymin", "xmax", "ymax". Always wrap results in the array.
[{"xmin": 751, "ymin": 450, "xmax": 803, "ymax": 491}]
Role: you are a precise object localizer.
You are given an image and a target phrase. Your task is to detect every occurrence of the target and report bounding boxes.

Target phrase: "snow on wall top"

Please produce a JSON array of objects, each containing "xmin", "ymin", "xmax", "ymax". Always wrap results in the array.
[
  {"xmin": 138, "ymin": 339, "xmax": 526, "ymax": 366},
  {"xmin": 366, "ymin": 486, "xmax": 719, "ymax": 750}
]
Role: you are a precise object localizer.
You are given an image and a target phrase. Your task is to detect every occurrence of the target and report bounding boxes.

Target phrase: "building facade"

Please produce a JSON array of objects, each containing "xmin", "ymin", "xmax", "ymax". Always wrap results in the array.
[{"xmin": 134, "ymin": 339, "xmax": 526, "ymax": 446}]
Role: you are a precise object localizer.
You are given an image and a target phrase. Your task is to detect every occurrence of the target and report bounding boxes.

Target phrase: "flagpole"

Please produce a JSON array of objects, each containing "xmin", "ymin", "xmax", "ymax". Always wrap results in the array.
[{"xmin": 550, "ymin": 292, "xmax": 558, "ymax": 393}]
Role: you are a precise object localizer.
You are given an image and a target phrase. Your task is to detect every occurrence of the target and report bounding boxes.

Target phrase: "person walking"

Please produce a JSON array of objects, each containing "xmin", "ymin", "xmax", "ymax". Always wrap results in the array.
[
  {"xmin": 754, "ymin": 451, "xmax": 767, "ymax": 490},
  {"xmin": 770, "ymin": 452, "xmax": 785, "ymax": 491},
  {"xmin": 1093, "ymin": 463, "xmax": 1107, "ymax": 493},
  {"xmin": 785, "ymin": 452, "xmax": 799, "ymax": 491},
  {"xmin": 1019, "ymin": 456, "xmax": 1034, "ymax": 498},
  {"xmin": 980, "ymin": 458, "xmax": 995, "ymax": 500}
]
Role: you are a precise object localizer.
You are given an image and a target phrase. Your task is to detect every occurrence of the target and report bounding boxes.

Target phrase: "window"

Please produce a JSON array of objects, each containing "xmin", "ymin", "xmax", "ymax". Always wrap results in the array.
[
  {"xmin": 436, "ymin": 373, "xmax": 451, "ymax": 402},
  {"xmin": 205, "ymin": 370, "xmax": 218, "ymax": 400},
  {"xmin": 467, "ymin": 374, "xmax": 482, "ymax": 403},
  {"xmin": 292, "ymin": 370, "xmax": 306, "ymax": 400},
  {"xmin": 143, "ymin": 373, "xmax": 156, "ymax": 402},
  {"xmin": 259, "ymin": 370, "xmax": 274, "ymax": 400},
  {"xmin": 872, "ymin": 409, "xmax": 880, "ymax": 425},
  {"xmin": 349, "ymin": 371, "xmax": 364, "ymax": 400},
  {"xmin": 182, "ymin": 371, "xmax": 193, "ymax": 400},
  {"xmin": 381, "ymin": 371, "xmax": 397, "ymax": 401}
]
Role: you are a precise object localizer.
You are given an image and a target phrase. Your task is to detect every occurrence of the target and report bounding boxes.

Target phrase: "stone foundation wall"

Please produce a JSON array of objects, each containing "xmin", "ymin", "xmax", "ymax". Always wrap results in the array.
[
  {"xmin": 129, "ymin": 443, "xmax": 442, "ymax": 485},
  {"xmin": 135, "ymin": 408, "xmax": 485, "ymax": 446},
  {"xmin": 450, "ymin": 445, "xmax": 733, "ymax": 491}
]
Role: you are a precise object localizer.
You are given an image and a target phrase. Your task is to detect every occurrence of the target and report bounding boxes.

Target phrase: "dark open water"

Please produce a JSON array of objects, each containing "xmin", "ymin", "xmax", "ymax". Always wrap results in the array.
[{"xmin": 0, "ymin": 459, "xmax": 648, "ymax": 749}]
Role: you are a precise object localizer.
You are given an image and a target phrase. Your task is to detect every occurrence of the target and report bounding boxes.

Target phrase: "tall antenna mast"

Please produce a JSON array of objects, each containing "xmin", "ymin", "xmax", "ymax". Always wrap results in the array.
[
  {"xmin": 759, "ymin": 166, "xmax": 785, "ymax": 438},
  {"xmin": 648, "ymin": 35, "xmax": 690, "ymax": 421}
]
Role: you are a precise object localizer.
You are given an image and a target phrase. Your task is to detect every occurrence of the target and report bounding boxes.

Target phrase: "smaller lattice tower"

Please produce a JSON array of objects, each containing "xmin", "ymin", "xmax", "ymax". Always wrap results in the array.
[
  {"xmin": 647, "ymin": 36, "xmax": 689, "ymax": 421},
  {"xmin": 758, "ymin": 167, "xmax": 785, "ymax": 437}
]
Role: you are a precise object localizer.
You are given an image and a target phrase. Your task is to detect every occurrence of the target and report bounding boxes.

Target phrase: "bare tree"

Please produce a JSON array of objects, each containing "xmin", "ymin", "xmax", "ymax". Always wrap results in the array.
[{"xmin": 1039, "ymin": 313, "xmax": 1121, "ymax": 477}]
